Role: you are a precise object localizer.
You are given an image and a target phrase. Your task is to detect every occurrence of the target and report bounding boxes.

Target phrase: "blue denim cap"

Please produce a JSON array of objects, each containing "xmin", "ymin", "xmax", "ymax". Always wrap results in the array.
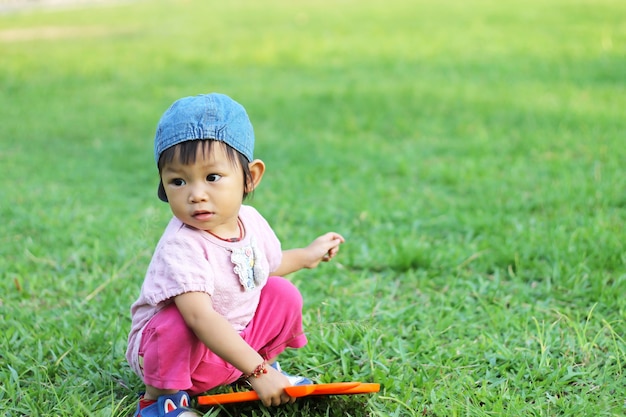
[
  {"xmin": 154, "ymin": 93, "xmax": 255, "ymax": 163},
  {"xmin": 154, "ymin": 93, "xmax": 254, "ymax": 202}
]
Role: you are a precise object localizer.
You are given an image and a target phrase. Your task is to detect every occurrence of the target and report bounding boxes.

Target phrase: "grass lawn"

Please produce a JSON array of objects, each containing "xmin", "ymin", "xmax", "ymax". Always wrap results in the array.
[{"xmin": 1, "ymin": 0, "xmax": 625, "ymax": 415}]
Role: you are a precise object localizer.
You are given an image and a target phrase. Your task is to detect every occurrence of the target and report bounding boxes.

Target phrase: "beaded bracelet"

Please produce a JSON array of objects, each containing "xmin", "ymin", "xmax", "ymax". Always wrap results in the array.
[{"xmin": 243, "ymin": 361, "xmax": 268, "ymax": 379}]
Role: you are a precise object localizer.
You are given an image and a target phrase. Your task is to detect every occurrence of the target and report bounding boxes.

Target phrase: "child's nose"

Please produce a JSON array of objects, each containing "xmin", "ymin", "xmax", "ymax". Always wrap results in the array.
[{"xmin": 189, "ymin": 185, "xmax": 209, "ymax": 203}]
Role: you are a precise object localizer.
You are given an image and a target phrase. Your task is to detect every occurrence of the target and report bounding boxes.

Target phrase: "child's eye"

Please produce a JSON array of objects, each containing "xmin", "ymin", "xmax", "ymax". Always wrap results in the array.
[
  {"xmin": 172, "ymin": 178, "xmax": 186, "ymax": 186},
  {"xmin": 207, "ymin": 174, "xmax": 221, "ymax": 182}
]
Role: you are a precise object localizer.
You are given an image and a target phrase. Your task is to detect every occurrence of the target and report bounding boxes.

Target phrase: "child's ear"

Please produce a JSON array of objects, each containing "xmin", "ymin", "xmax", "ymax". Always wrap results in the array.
[{"xmin": 246, "ymin": 159, "xmax": 265, "ymax": 192}]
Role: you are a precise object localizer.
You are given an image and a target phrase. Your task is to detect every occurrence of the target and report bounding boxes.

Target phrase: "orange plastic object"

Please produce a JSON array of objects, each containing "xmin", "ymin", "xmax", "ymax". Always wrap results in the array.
[
  {"xmin": 284, "ymin": 382, "xmax": 360, "ymax": 397},
  {"xmin": 336, "ymin": 383, "xmax": 380, "ymax": 395},
  {"xmin": 197, "ymin": 390, "xmax": 260, "ymax": 406},
  {"xmin": 197, "ymin": 382, "xmax": 380, "ymax": 406}
]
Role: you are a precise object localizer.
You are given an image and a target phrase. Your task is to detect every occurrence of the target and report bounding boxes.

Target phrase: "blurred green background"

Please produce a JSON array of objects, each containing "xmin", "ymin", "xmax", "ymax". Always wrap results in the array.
[{"xmin": 1, "ymin": 0, "xmax": 625, "ymax": 416}]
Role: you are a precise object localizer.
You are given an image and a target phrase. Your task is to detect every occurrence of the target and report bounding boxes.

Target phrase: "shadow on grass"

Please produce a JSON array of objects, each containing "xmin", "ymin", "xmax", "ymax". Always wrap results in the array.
[{"xmin": 196, "ymin": 395, "xmax": 372, "ymax": 417}]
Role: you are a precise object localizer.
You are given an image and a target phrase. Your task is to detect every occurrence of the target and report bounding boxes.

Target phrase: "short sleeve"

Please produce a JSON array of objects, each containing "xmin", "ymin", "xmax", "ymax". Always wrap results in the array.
[{"xmin": 141, "ymin": 231, "xmax": 215, "ymax": 305}]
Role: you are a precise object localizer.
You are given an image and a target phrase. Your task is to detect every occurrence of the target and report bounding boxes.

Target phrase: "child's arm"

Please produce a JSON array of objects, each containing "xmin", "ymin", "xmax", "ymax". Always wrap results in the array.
[
  {"xmin": 271, "ymin": 232, "xmax": 345, "ymax": 277},
  {"xmin": 174, "ymin": 292, "xmax": 295, "ymax": 407}
]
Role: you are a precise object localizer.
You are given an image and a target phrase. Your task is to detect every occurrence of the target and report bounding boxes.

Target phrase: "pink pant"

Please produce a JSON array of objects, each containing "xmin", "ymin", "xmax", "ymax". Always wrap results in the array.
[{"xmin": 138, "ymin": 277, "xmax": 308, "ymax": 395}]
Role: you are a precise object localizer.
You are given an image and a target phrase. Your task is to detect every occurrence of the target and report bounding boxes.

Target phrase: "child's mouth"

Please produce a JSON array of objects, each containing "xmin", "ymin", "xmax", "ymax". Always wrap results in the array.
[{"xmin": 193, "ymin": 211, "xmax": 213, "ymax": 221}]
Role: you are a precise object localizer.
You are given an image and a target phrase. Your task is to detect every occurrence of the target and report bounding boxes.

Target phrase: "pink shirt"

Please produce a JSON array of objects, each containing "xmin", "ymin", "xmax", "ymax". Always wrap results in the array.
[{"xmin": 126, "ymin": 205, "xmax": 282, "ymax": 375}]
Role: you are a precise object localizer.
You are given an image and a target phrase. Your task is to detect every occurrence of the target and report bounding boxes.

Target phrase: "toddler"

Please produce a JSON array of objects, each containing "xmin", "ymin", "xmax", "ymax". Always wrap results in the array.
[{"xmin": 126, "ymin": 93, "xmax": 344, "ymax": 417}]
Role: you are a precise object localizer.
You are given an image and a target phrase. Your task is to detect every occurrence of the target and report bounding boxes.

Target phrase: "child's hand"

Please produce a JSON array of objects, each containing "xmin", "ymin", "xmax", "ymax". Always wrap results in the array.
[
  {"xmin": 247, "ymin": 365, "xmax": 295, "ymax": 407},
  {"xmin": 273, "ymin": 232, "xmax": 345, "ymax": 276},
  {"xmin": 304, "ymin": 232, "xmax": 345, "ymax": 268}
]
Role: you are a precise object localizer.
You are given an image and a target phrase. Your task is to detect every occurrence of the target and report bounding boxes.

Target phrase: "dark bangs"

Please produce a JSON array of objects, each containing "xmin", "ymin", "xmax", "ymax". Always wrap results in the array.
[{"xmin": 158, "ymin": 140, "xmax": 254, "ymax": 199}]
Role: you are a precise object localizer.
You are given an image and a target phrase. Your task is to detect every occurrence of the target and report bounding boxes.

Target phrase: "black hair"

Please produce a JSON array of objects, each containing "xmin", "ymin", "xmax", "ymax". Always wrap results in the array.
[{"xmin": 157, "ymin": 140, "xmax": 253, "ymax": 202}]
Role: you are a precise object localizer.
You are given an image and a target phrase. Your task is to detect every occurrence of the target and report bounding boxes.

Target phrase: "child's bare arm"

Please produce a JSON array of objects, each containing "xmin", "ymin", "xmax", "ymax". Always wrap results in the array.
[
  {"xmin": 271, "ymin": 232, "xmax": 345, "ymax": 277},
  {"xmin": 173, "ymin": 292, "xmax": 293, "ymax": 406}
]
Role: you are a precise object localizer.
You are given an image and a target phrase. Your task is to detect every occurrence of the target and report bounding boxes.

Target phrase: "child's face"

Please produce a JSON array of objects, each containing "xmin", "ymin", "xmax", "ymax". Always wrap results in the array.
[{"xmin": 160, "ymin": 141, "xmax": 245, "ymax": 235}]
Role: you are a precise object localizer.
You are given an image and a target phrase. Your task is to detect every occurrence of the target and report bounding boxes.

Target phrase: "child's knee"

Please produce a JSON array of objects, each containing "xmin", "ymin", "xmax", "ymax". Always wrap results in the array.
[{"xmin": 266, "ymin": 276, "xmax": 303, "ymax": 310}]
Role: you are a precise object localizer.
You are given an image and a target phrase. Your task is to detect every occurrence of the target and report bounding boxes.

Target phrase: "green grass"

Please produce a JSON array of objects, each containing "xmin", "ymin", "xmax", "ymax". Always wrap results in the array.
[{"xmin": 1, "ymin": 0, "xmax": 625, "ymax": 415}]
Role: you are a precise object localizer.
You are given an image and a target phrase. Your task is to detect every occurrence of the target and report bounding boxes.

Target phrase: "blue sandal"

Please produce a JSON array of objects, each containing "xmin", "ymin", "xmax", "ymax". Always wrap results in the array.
[{"xmin": 135, "ymin": 391, "xmax": 199, "ymax": 417}]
